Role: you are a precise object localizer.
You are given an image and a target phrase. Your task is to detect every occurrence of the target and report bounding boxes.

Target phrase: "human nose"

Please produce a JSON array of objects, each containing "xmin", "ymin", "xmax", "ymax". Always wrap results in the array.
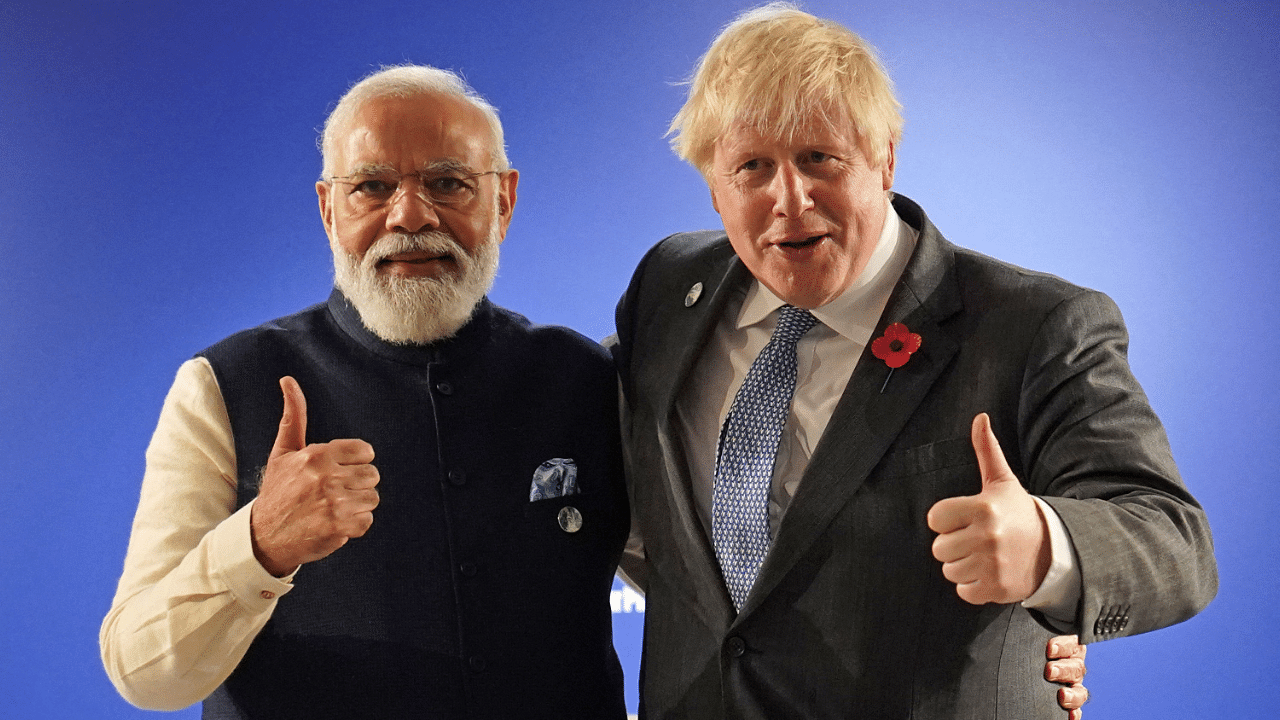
[
  {"xmin": 384, "ymin": 176, "xmax": 440, "ymax": 234},
  {"xmin": 770, "ymin": 163, "xmax": 815, "ymax": 218}
]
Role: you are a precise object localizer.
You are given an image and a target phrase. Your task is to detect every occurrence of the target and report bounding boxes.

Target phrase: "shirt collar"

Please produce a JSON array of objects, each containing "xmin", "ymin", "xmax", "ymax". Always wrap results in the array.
[{"xmin": 735, "ymin": 197, "xmax": 918, "ymax": 342}]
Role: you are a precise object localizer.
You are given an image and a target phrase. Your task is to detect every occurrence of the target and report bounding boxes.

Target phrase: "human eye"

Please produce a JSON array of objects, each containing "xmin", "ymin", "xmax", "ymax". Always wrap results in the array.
[
  {"xmin": 424, "ymin": 173, "xmax": 475, "ymax": 201},
  {"xmin": 731, "ymin": 158, "xmax": 772, "ymax": 184},
  {"xmin": 801, "ymin": 150, "xmax": 832, "ymax": 165},
  {"xmin": 800, "ymin": 150, "xmax": 842, "ymax": 178},
  {"xmin": 349, "ymin": 174, "xmax": 397, "ymax": 199}
]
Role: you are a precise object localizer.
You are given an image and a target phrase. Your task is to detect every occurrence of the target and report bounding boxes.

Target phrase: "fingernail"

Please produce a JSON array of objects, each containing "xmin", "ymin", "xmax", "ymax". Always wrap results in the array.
[
  {"xmin": 1050, "ymin": 642, "xmax": 1060, "ymax": 655},
  {"xmin": 1049, "ymin": 666, "xmax": 1060, "ymax": 680}
]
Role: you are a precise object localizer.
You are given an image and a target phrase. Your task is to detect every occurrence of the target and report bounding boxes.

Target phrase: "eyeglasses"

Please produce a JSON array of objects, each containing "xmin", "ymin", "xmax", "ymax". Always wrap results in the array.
[{"xmin": 327, "ymin": 167, "xmax": 502, "ymax": 211}]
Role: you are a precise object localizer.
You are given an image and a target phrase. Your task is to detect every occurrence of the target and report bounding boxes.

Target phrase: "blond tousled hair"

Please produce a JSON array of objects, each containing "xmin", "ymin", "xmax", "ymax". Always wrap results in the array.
[{"xmin": 669, "ymin": 3, "xmax": 903, "ymax": 179}]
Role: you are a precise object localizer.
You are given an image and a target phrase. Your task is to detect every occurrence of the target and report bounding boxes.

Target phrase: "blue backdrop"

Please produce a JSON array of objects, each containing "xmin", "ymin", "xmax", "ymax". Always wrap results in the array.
[{"xmin": 3, "ymin": 1, "xmax": 1276, "ymax": 716}]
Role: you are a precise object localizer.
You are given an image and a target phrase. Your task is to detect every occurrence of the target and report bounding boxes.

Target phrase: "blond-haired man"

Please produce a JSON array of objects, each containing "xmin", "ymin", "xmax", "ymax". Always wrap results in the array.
[{"xmin": 613, "ymin": 5, "xmax": 1216, "ymax": 718}]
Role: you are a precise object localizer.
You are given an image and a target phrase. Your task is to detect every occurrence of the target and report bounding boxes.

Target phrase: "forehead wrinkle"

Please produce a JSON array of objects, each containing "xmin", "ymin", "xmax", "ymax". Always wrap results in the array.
[
  {"xmin": 344, "ymin": 161, "xmax": 397, "ymax": 176},
  {"xmin": 423, "ymin": 159, "xmax": 477, "ymax": 174},
  {"xmin": 344, "ymin": 159, "xmax": 477, "ymax": 176},
  {"xmin": 335, "ymin": 96, "xmax": 494, "ymax": 173},
  {"xmin": 719, "ymin": 113, "xmax": 860, "ymax": 162}
]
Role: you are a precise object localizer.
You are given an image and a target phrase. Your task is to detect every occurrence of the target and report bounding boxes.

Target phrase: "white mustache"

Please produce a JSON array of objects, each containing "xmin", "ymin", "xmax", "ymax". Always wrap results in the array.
[{"xmin": 363, "ymin": 232, "xmax": 469, "ymax": 270}]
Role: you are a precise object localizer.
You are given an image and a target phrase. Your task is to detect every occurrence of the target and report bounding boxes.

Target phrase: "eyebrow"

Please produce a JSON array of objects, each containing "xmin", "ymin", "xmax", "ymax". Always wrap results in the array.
[
  {"xmin": 343, "ymin": 159, "xmax": 478, "ymax": 176},
  {"xmin": 342, "ymin": 162, "xmax": 396, "ymax": 177},
  {"xmin": 422, "ymin": 159, "xmax": 476, "ymax": 175}
]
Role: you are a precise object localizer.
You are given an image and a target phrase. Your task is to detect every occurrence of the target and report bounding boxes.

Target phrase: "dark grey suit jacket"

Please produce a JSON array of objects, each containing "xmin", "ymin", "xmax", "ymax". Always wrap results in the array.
[{"xmin": 612, "ymin": 195, "xmax": 1216, "ymax": 719}]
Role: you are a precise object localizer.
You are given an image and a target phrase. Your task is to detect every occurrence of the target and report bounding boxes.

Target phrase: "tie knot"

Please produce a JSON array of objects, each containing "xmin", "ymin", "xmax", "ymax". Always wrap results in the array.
[{"xmin": 773, "ymin": 305, "xmax": 819, "ymax": 345}]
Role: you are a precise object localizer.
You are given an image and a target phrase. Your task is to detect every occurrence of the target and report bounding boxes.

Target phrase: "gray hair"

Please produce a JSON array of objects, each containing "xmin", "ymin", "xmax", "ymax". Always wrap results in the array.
[{"xmin": 320, "ymin": 65, "xmax": 509, "ymax": 177}]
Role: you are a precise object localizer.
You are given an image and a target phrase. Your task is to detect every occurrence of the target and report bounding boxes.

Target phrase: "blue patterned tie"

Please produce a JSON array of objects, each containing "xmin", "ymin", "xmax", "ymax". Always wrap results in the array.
[{"xmin": 712, "ymin": 305, "xmax": 819, "ymax": 611}]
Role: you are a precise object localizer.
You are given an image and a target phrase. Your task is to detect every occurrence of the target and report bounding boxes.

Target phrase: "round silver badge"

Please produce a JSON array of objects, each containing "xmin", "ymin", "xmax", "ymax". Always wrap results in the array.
[
  {"xmin": 557, "ymin": 506, "xmax": 583, "ymax": 533},
  {"xmin": 684, "ymin": 282, "xmax": 703, "ymax": 307}
]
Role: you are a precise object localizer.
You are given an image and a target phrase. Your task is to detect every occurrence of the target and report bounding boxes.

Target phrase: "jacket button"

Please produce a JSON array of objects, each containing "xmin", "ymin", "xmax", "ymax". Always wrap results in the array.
[
  {"xmin": 448, "ymin": 469, "xmax": 467, "ymax": 486},
  {"xmin": 435, "ymin": 381, "xmax": 454, "ymax": 395},
  {"xmin": 726, "ymin": 636, "xmax": 746, "ymax": 657},
  {"xmin": 468, "ymin": 655, "xmax": 486, "ymax": 672},
  {"xmin": 459, "ymin": 562, "xmax": 477, "ymax": 577}
]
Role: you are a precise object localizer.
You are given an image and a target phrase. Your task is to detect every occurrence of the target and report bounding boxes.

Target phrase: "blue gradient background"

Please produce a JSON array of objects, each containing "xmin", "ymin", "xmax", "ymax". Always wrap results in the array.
[{"xmin": 2, "ymin": 1, "xmax": 1276, "ymax": 717}]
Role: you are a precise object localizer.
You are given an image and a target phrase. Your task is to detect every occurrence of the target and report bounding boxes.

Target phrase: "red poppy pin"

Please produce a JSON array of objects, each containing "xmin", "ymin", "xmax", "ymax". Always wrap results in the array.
[
  {"xmin": 871, "ymin": 323, "xmax": 922, "ymax": 392},
  {"xmin": 872, "ymin": 323, "xmax": 922, "ymax": 368}
]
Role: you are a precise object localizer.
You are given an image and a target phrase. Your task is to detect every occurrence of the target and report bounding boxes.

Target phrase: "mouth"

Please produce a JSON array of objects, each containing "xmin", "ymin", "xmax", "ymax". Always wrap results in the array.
[
  {"xmin": 373, "ymin": 250, "xmax": 459, "ymax": 278},
  {"xmin": 376, "ymin": 251, "xmax": 454, "ymax": 268},
  {"xmin": 775, "ymin": 234, "xmax": 827, "ymax": 251}
]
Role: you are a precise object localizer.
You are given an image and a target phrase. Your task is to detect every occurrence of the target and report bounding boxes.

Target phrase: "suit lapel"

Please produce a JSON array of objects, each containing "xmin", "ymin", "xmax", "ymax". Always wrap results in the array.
[
  {"xmin": 646, "ymin": 239, "xmax": 749, "ymax": 624},
  {"xmin": 742, "ymin": 198, "xmax": 965, "ymax": 617},
  {"xmin": 648, "ymin": 241, "xmax": 745, "ymax": 423}
]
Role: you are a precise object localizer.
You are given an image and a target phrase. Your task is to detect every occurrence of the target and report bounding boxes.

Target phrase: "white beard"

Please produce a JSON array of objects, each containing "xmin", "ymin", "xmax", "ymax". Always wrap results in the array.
[{"xmin": 332, "ymin": 229, "xmax": 500, "ymax": 345}]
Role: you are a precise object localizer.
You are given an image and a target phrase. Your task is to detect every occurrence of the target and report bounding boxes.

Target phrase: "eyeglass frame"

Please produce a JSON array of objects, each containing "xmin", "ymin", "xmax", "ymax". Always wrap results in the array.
[{"xmin": 325, "ymin": 162, "xmax": 506, "ymax": 210}]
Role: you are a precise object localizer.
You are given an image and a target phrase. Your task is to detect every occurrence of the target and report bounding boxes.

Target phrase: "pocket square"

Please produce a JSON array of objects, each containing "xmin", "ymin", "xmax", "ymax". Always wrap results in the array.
[{"xmin": 529, "ymin": 458, "xmax": 579, "ymax": 501}]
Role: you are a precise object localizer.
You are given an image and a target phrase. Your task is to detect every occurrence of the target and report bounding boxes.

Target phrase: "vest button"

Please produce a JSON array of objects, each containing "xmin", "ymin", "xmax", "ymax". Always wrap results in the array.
[
  {"xmin": 448, "ymin": 469, "xmax": 467, "ymax": 486},
  {"xmin": 460, "ymin": 562, "xmax": 477, "ymax": 577},
  {"xmin": 726, "ymin": 636, "xmax": 746, "ymax": 657},
  {"xmin": 468, "ymin": 655, "xmax": 486, "ymax": 672},
  {"xmin": 435, "ymin": 381, "xmax": 454, "ymax": 395}
]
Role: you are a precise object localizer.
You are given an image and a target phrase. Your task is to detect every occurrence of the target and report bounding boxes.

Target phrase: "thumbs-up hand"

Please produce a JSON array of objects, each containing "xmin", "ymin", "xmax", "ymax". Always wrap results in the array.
[
  {"xmin": 926, "ymin": 413, "xmax": 1050, "ymax": 605},
  {"xmin": 249, "ymin": 376, "xmax": 380, "ymax": 577}
]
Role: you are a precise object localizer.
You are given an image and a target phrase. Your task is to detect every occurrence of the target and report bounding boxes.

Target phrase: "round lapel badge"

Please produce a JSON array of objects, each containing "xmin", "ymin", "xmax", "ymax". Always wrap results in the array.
[
  {"xmin": 684, "ymin": 282, "xmax": 703, "ymax": 307},
  {"xmin": 557, "ymin": 506, "xmax": 583, "ymax": 533}
]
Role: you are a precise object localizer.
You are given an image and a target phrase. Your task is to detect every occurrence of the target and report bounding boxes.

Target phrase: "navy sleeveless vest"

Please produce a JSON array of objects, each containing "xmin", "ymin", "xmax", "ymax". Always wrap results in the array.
[{"xmin": 198, "ymin": 291, "xmax": 628, "ymax": 719}]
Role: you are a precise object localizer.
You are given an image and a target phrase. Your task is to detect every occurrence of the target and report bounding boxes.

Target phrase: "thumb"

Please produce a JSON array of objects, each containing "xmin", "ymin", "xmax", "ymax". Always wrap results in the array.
[
  {"xmin": 971, "ymin": 412, "xmax": 1015, "ymax": 490},
  {"xmin": 270, "ymin": 376, "xmax": 308, "ymax": 457}
]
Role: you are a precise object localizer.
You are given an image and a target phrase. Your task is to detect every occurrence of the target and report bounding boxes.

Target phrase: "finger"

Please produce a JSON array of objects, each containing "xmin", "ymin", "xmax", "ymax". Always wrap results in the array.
[
  {"xmin": 1046, "ymin": 658, "xmax": 1086, "ymax": 684},
  {"xmin": 926, "ymin": 496, "xmax": 973, "ymax": 534},
  {"xmin": 343, "ymin": 510, "xmax": 375, "ymax": 538},
  {"xmin": 1047, "ymin": 634, "xmax": 1086, "ymax": 660},
  {"xmin": 271, "ymin": 376, "xmax": 308, "ymax": 457},
  {"xmin": 939, "ymin": 556, "xmax": 981, "ymax": 586},
  {"xmin": 970, "ymin": 413, "xmax": 1014, "ymax": 489},
  {"xmin": 931, "ymin": 529, "xmax": 975, "ymax": 564},
  {"xmin": 1058, "ymin": 685, "xmax": 1088, "ymax": 710},
  {"xmin": 343, "ymin": 487, "xmax": 381, "ymax": 511},
  {"xmin": 953, "ymin": 578, "xmax": 992, "ymax": 606},
  {"xmin": 342, "ymin": 464, "xmax": 381, "ymax": 490},
  {"xmin": 328, "ymin": 438, "xmax": 377, "ymax": 465}
]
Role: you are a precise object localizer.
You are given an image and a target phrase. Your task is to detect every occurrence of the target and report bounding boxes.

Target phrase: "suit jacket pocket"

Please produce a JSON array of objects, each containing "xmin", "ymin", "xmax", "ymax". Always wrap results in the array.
[{"xmin": 875, "ymin": 436, "xmax": 976, "ymax": 479}]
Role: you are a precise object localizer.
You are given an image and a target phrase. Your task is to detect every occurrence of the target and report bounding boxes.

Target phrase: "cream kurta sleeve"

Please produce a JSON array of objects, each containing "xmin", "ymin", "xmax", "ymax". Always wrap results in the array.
[{"xmin": 100, "ymin": 358, "xmax": 295, "ymax": 711}]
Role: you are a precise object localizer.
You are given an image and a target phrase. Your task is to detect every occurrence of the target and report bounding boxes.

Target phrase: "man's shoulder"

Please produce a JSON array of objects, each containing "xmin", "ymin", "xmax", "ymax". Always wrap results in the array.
[
  {"xmin": 624, "ymin": 229, "xmax": 736, "ymax": 303},
  {"xmin": 196, "ymin": 300, "xmax": 331, "ymax": 363},
  {"xmin": 948, "ymin": 243, "xmax": 1100, "ymax": 311},
  {"xmin": 485, "ymin": 301, "xmax": 612, "ymax": 367},
  {"xmin": 645, "ymin": 229, "xmax": 731, "ymax": 265},
  {"xmin": 897, "ymin": 192, "xmax": 1099, "ymax": 307}
]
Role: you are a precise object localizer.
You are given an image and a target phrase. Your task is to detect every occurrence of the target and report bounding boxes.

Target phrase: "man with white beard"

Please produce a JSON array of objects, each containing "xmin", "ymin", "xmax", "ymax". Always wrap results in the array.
[{"xmin": 100, "ymin": 66, "xmax": 629, "ymax": 719}]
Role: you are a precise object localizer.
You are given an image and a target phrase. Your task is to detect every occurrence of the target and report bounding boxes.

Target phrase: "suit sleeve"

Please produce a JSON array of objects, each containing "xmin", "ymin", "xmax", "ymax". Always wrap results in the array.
[
  {"xmin": 611, "ymin": 237, "xmax": 659, "ymax": 399},
  {"xmin": 1016, "ymin": 289, "xmax": 1217, "ymax": 642}
]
